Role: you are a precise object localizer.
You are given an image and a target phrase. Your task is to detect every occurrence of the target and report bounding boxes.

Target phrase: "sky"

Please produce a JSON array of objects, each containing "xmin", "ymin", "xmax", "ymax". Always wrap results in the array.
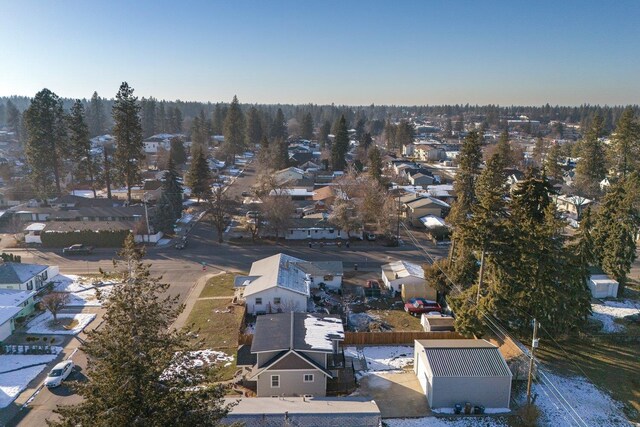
[{"xmin": 1, "ymin": 0, "xmax": 639, "ymax": 106}]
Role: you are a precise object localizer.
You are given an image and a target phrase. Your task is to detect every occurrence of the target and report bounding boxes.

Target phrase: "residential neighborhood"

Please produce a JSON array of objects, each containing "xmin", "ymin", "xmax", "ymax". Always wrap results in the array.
[{"xmin": 1, "ymin": 2, "xmax": 639, "ymax": 426}]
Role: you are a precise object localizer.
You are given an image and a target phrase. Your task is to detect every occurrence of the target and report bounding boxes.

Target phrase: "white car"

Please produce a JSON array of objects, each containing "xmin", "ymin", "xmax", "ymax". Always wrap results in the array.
[{"xmin": 44, "ymin": 360, "xmax": 74, "ymax": 388}]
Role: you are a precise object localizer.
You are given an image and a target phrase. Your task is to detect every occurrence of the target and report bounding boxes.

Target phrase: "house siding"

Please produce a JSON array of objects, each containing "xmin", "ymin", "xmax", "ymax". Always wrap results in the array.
[
  {"xmin": 246, "ymin": 289, "xmax": 308, "ymax": 315},
  {"xmin": 256, "ymin": 369, "xmax": 327, "ymax": 397}
]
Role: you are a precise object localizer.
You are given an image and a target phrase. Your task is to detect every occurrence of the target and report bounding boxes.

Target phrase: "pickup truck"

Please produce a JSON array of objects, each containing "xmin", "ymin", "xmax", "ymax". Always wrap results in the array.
[{"xmin": 62, "ymin": 244, "xmax": 94, "ymax": 255}]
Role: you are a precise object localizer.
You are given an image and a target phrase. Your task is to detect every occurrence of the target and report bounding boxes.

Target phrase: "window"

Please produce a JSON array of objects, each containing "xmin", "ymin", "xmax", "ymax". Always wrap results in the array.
[
  {"xmin": 290, "ymin": 230, "xmax": 294, "ymax": 235},
  {"xmin": 255, "ymin": 298, "xmax": 262, "ymax": 305},
  {"xmin": 271, "ymin": 375, "xmax": 280, "ymax": 388},
  {"xmin": 274, "ymin": 297, "xmax": 281, "ymax": 305},
  {"xmin": 27, "ymin": 281, "xmax": 33, "ymax": 290},
  {"xmin": 323, "ymin": 275, "xmax": 333, "ymax": 281},
  {"xmin": 303, "ymin": 374, "xmax": 314, "ymax": 383}
]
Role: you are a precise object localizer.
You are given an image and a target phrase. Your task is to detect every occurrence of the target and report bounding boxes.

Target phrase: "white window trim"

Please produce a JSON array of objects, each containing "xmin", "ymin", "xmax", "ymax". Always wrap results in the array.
[
  {"xmin": 255, "ymin": 298, "xmax": 262, "ymax": 305},
  {"xmin": 303, "ymin": 374, "xmax": 314, "ymax": 383},
  {"xmin": 271, "ymin": 375, "xmax": 280, "ymax": 388},
  {"xmin": 274, "ymin": 297, "xmax": 281, "ymax": 305}
]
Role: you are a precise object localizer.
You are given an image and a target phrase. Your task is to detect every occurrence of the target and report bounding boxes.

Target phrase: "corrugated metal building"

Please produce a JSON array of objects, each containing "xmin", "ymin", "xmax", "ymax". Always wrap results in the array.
[{"xmin": 414, "ymin": 339, "xmax": 512, "ymax": 409}]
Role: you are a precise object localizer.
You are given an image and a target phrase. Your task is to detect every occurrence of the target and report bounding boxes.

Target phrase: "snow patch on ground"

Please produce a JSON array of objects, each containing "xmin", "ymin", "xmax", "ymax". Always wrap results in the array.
[
  {"xmin": 51, "ymin": 274, "xmax": 115, "ymax": 307},
  {"xmin": 533, "ymin": 370, "xmax": 628, "ymax": 426},
  {"xmin": 163, "ymin": 350, "xmax": 234, "ymax": 380},
  {"xmin": 0, "ymin": 352, "xmax": 61, "ymax": 408},
  {"xmin": 590, "ymin": 299, "xmax": 640, "ymax": 332},
  {"xmin": 25, "ymin": 312, "xmax": 96, "ymax": 335},
  {"xmin": 345, "ymin": 345, "xmax": 413, "ymax": 371},
  {"xmin": 386, "ymin": 417, "xmax": 507, "ymax": 427}
]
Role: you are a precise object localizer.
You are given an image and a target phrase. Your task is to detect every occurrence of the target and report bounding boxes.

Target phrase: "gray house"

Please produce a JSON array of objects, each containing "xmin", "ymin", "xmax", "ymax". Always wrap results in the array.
[
  {"xmin": 414, "ymin": 339, "xmax": 512, "ymax": 409},
  {"xmin": 247, "ymin": 312, "xmax": 345, "ymax": 397}
]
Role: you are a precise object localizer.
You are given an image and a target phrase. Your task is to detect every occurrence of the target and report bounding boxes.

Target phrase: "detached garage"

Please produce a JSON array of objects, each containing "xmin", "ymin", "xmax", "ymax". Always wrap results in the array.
[{"xmin": 414, "ymin": 339, "xmax": 512, "ymax": 409}]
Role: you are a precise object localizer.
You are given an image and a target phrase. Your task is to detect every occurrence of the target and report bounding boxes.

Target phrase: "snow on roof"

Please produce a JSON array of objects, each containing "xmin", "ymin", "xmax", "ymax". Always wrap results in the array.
[
  {"xmin": 303, "ymin": 315, "xmax": 344, "ymax": 351},
  {"xmin": 383, "ymin": 260, "xmax": 424, "ymax": 280},
  {"xmin": 269, "ymin": 188, "xmax": 314, "ymax": 197},
  {"xmin": 420, "ymin": 215, "xmax": 447, "ymax": 229},
  {"xmin": 243, "ymin": 253, "xmax": 309, "ymax": 297},
  {"xmin": 0, "ymin": 306, "xmax": 21, "ymax": 326},
  {"xmin": 0, "ymin": 289, "xmax": 35, "ymax": 308},
  {"xmin": 0, "ymin": 263, "xmax": 49, "ymax": 285},
  {"xmin": 24, "ymin": 223, "xmax": 46, "ymax": 232}
]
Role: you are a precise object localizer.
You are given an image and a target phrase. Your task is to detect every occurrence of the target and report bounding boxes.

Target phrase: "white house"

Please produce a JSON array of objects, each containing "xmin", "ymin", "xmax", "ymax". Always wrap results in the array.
[
  {"xmin": 381, "ymin": 260, "xmax": 426, "ymax": 294},
  {"xmin": 0, "ymin": 288, "xmax": 38, "ymax": 341},
  {"xmin": 588, "ymin": 274, "xmax": 619, "ymax": 298},
  {"xmin": 24, "ymin": 223, "xmax": 46, "ymax": 244},
  {"xmin": 0, "ymin": 263, "xmax": 59, "ymax": 292},
  {"xmin": 414, "ymin": 339, "xmax": 512, "ymax": 409},
  {"xmin": 274, "ymin": 167, "xmax": 306, "ymax": 185},
  {"xmin": 238, "ymin": 254, "xmax": 311, "ymax": 314}
]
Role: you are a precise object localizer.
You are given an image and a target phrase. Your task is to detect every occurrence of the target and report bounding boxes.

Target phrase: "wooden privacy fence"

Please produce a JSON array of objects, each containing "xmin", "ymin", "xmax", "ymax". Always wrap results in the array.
[
  {"xmin": 344, "ymin": 331, "xmax": 462, "ymax": 345},
  {"xmin": 238, "ymin": 333, "xmax": 253, "ymax": 346}
]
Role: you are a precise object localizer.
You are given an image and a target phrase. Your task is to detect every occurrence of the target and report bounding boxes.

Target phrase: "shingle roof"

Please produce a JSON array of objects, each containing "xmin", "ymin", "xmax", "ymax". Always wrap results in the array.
[
  {"xmin": 418, "ymin": 339, "xmax": 512, "ymax": 378},
  {"xmin": 0, "ymin": 263, "xmax": 48, "ymax": 285},
  {"xmin": 251, "ymin": 312, "xmax": 344, "ymax": 353},
  {"xmin": 243, "ymin": 253, "xmax": 309, "ymax": 297}
]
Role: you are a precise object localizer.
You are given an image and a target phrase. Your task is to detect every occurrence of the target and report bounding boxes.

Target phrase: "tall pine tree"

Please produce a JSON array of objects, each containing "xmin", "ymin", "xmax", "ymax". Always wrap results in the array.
[
  {"xmin": 331, "ymin": 115, "xmax": 349, "ymax": 171},
  {"xmin": 67, "ymin": 100, "xmax": 97, "ymax": 197},
  {"xmin": 575, "ymin": 115, "xmax": 607, "ymax": 198},
  {"xmin": 51, "ymin": 235, "xmax": 231, "ymax": 426},
  {"xmin": 186, "ymin": 145, "xmax": 211, "ymax": 202},
  {"xmin": 609, "ymin": 106, "xmax": 640, "ymax": 177},
  {"xmin": 86, "ymin": 91, "xmax": 105, "ymax": 137},
  {"xmin": 24, "ymin": 88, "xmax": 68, "ymax": 198},
  {"xmin": 112, "ymin": 82, "xmax": 144, "ymax": 203},
  {"xmin": 222, "ymin": 95, "xmax": 245, "ymax": 164}
]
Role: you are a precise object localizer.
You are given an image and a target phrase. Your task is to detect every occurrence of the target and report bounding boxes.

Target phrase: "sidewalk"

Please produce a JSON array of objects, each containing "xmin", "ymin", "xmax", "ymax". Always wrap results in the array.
[{"xmin": 172, "ymin": 271, "xmax": 225, "ymax": 330}]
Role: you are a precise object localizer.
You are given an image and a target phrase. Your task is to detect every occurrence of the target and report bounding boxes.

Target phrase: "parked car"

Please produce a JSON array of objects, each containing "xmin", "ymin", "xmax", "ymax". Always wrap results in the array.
[
  {"xmin": 174, "ymin": 237, "xmax": 188, "ymax": 250},
  {"xmin": 62, "ymin": 244, "xmax": 94, "ymax": 255},
  {"xmin": 241, "ymin": 191, "xmax": 251, "ymax": 197},
  {"xmin": 365, "ymin": 232, "xmax": 377, "ymax": 241},
  {"xmin": 44, "ymin": 360, "xmax": 74, "ymax": 388},
  {"xmin": 365, "ymin": 279, "xmax": 380, "ymax": 289},
  {"xmin": 404, "ymin": 300, "xmax": 442, "ymax": 316}
]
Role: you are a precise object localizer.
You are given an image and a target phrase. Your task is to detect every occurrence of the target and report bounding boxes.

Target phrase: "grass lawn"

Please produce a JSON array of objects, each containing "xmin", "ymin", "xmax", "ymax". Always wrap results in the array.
[
  {"xmin": 199, "ymin": 273, "xmax": 237, "ymax": 298},
  {"xmin": 366, "ymin": 309, "xmax": 423, "ymax": 331},
  {"xmin": 536, "ymin": 335, "xmax": 640, "ymax": 422},
  {"xmin": 184, "ymin": 287, "xmax": 245, "ymax": 382}
]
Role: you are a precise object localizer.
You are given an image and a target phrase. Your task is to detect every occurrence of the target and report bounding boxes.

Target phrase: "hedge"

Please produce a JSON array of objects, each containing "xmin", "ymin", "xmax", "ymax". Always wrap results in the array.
[{"xmin": 41, "ymin": 230, "xmax": 131, "ymax": 248}]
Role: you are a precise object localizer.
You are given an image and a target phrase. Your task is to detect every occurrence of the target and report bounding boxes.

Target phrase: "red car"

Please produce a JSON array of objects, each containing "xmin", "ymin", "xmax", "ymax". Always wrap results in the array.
[
  {"xmin": 404, "ymin": 300, "xmax": 442, "ymax": 316},
  {"xmin": 365, "ymin": 280, "xmax": 380, "ymax": 289}
]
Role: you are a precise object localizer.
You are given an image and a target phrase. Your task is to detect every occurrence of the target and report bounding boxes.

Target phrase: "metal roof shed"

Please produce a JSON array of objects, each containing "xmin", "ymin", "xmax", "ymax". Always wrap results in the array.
[{"xmin": 414, "ymin": 339, "xmax": 512, "ymax": 409}]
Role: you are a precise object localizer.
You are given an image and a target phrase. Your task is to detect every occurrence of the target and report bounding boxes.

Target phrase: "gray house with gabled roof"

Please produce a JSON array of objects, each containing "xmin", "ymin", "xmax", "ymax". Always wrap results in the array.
[
  {"xmin": 0, "ymin": 262, "xmax": 59, "ymax": 292},
  {"xmin": 247, "ymin": 312, "xmax": 345, "ymax": 397}
]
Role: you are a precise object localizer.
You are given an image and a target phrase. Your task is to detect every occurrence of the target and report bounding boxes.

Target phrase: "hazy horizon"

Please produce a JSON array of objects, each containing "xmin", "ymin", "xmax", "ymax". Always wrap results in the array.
[{"xmin": 1, "ymin": 0, "xmax": 639, "ymax": 106}]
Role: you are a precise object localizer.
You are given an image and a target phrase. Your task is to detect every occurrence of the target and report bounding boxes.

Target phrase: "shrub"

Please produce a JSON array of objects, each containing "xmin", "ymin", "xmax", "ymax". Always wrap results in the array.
[{"xmin": 41, "ymin": 230, "xmax": 130, "ymax": 248}]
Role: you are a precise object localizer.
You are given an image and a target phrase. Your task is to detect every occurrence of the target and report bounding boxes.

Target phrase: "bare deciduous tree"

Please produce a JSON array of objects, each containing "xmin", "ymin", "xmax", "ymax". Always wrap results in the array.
[
  {"xmin": 41, "ymin": 292, "xmax": 70, "ymax": 324},
  {"xmin": 261, "ymin": 190, "xmax": 295, "ymax": 240},
  {"xmin": 205, "ymin": 187, "xmax": 239, "ymax": 243}
]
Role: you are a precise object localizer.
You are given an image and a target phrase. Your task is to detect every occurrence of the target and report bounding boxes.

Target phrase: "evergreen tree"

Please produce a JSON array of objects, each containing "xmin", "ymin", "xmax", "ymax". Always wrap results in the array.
[
  {"xmin": 574, "ymin": 116, "xmax": 607, "ymax": 198},
  {"xmin": 6, "ymin": 99, "xmax": 22, "ymax": 141},
  {"xmin": 331, "ymin": 115, "xmax": 349, "ymax": 171},
  {"xmin": 545, "ymin": 142, "xmax": 563, "ymax": 180},
  {"xmin": 24, "ymin": 88, "xmax": 68, "ymax": 198},
  {"xmin": 367, "ymin": 145, "xmax": 383, "ymax": 184},
  {"xmin": 270, "ymin": 108, "xmax": 287, "ymax": 140},
  {"xmin": 186, "ymin": 145, "xmax": 211, "ymax": 202},
  {"xmin": 162, "ymin": 156, "xmax": 184, "ymax": 220},
  {"xmin": 170, "ymin": 107, "xmax": 183, "ymax": 133},
  {"xmin": 572, "ymin": 206, "xmax": 596, "ymax": 269},
  {"xmin": 319, "ymin": 120, "xmax": 331, "ymax": 146},
  {"xmin": 395, "ymin": 120, "xmax": 415, "ymax": 147},
  {"xmin": 51, "ymin": 235, "xmax": 230, "ymax": 426},
  {"xmin": 222, "ymin": 95, "xmax": 245, "ymax": 164},
  {"xmin": 86, "ymin": 91, "xmax": 105, "ymax": 137},
  {"xmin": 444, "ymin": 117, "xmax": 453, "ymax": 138},
  {"xmin": 112, "ymin": 82, "xmax": 144, "ymax": 203},
  {"xmin": 360, "ymin": 132, "xmax": 373, "ymax": 151},
  {"xmin": 454, "ymin": 116, "xmax": 464, "ymax": 133},
  {"xmin": 495, "ymin": 130, "xmax": 512, "ymax": 168},
  {"xmin": 532, "ymin": 137, "xmax": 547, "ymax": 167},
  {"xmin": 593, "ymin": 179, "xmax": 639, "ymax": 296},
  {"xmin": 245, "ymin": 106, "xmax": 263, "ymax": 147},
  {"xmin": 156, "ymin": 101, "xmax": 167, "ymax": 133},
  {"xmin": 449, "ymin": 130, "xmax": 483, "ymax": 226},
  {"xmin": 271, "ymin": 137, "xmax": 289, "ymax": 170},
  {"xmin": 211, "ymin": 103, "xmax": 226, "ymax": 135},
  {"xmin": 169, "ymin": 136, "xmax": 187, "ymax": 165},
  {"xmin": 153, "ymin": 193, "xmax": 177, "ymax": 234},
  {"xmin": 140, "ymin": 97, "xmax": 157, "ymax": 138},
  {"xmin": 67, "ymin": 100, "xmax": 97, "ymax": 197},
  {"xmin": 610, "ymin": 106, "xmax": 640, "ymax": 177},
  {"xmin": 301, "ymin": 112, "xmax": 314, "ymax": 140},
  {"xmin": 487, "ymin": 174, "xmax": 590, "ymax": 334}
]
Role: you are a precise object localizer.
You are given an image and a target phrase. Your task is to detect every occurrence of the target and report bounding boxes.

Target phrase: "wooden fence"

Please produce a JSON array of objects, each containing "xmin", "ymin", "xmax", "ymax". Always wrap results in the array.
[
  {"xmin": 238, "ymin": 333, "xmax": 253, "ymax": 346},
  {"xmin": 344, "ymin": 331, "xmax": 462, "ymax": 345}
]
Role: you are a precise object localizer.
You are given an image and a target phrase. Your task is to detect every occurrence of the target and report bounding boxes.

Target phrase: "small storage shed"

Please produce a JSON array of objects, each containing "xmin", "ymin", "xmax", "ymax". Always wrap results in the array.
[
  {"xmin": 421, "ymin": 314, "xmax": 455, "ymax": 332},
  {"xmin": 414, "ymin": 339, "xmax": 512, "ymax": 409},
  {"xmin": 588, "ymin": 274, "xmax": 619, "ymax": 298},
  {"xmin": 401, "ymin": 282, "xmax": 437, "ymax": 302}
]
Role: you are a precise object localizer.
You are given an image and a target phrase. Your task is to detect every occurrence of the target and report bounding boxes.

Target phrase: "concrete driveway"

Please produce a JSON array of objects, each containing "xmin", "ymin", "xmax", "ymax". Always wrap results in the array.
[{"xmin": 356, "ymin": 372, "xmax": 429, "ymax": 418}]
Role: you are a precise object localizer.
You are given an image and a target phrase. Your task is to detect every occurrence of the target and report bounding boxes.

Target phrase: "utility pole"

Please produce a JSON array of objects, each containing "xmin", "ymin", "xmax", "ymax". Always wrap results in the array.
[
  {"xmin": 526, "ymin": 318, "xmax": 539, "ymax": 405},
  {"xmin": 396, "ymin": 193, "xmax": 401, "ymax": 246}
]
